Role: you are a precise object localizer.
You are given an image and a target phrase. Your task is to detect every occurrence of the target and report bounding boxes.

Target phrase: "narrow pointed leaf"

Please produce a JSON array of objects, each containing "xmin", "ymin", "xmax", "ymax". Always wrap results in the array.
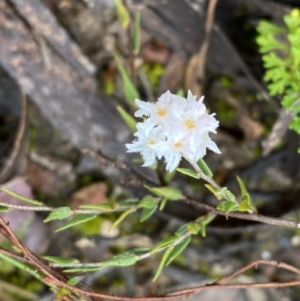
[
  {"xmin": 144, "ymin": 185, "xmax": 183, "ymax": 201},
  {"xmin": 0, "ymin": 187, "xmax": 43, "ymax": 206},
  {"xmin": 109, "ymin": 208, "xmax": 136, "ymax": 231},
  {"xmin": 176, "ymin": 168, "xmax": 200, "ymax": 179},
  {"xmin": 44, "ymin": 207, "xmax": 73, "ymax": 223},
  {"xmin": 204, "ymin": 184, "xmax": 221, "ymax": 199},
  {"xmin": 200, "ymin": 223, "xmax": 206, "ymax": 237},
  {"xmin": 236, "ymin": 176, "xmax": 248, "ymax": 196},
  {"xmin": 133, "ymin": 11, "xmax": 140, "ymax": 54},
  {"xmin": 197, "ymin": 159, "xmax": 213, "ymax": 177},
  {"xmin": 140, "ymin": 204, "xmax": 158, "ymax": 222},
  {"xmin": 175, "ymin": 224, "xmax": 188, "ymax": 236},
  {"xmin": 166, "ymin": 236, "xmax": 191, "ymax": 265},
  {"xmin": 114, "ymin": 0, "xmax": 130, "ymax": 28},
  {"xmin": 153, "ymin": 246, "xmax": 174, "ymax": 281},
  {"xmin": 159, "ymin": 198, "xmax": 168, "ymax": 211},
  {"xmin": 56, "ymin": 214, "xmax": 97, "ymax": 232},
  {"xmin": 43, "ymin": 256, "xmax": 79, "ymax": 265},
  {"xmin": 118, "ymin": 198, "xmax": 139, "ymax": 206},
  {"xmin": 113, "ymin": 53, "xmax": 139, "ymax": 106},
  {"xmin": 116, "ymin": 105, "xmax": 136, "ymax": 133},
  {"xmin": 79, "ymin": 203, "xmax": 113, "ymax": 210},
  {"xmin": 151, "ymin": 235, "xmax": 178, "ymax": 253}
]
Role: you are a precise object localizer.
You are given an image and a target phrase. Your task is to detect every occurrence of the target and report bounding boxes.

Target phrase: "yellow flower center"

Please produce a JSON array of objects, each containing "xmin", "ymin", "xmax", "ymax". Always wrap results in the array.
[
  {"xmin": 185, "ymin": 118, "xmax": 196, "ymax": 130},
  {"xmin": 174, "ymin": 141, "xmax": 183, "ymax": 149},
  {"xmin": 156, "ymin": 107, "xmax": 167, "ymax": 117},
  {"xmin": 148, "ymin": 139, "xmax": 156, "ymax": 145}
]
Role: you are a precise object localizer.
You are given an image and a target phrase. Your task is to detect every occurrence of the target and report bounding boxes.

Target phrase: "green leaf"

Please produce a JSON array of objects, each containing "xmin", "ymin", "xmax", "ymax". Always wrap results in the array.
[
  {"xmin": 105, "ymin": 251, "xmax": 137, "ymax": 267},
  {"xmin": 118, "ymin": 198, "xmax": 139, "ymax": 206},
  {"xmin": 257, "ymin": 20, "xmax": 285, "ymax": 36},
  {"xmin": 239, "ymin": 194, "xmax": 256, "ymax": 213},
  {"xmin": 151, "ymin": 235, "xmax": 178, "ymax": 253},
  {"xmin": 176, "ymin": 168, "xmax": 199, "ymax": 179},
  {"xmin": 67, "ymin": 276, "xmax": 81, "ymax": 286},
  {"xmin": 197, "ymin": 159, "xmax": 213, "ymax": 177},
  {"xmin": 166, "ymin": 236, "xmax": 191, "ymax": 265},
  {"xmin": 153, "ymin": 247, "xmax": 174, "ymax": 281},
  {"xmin": 217, "ymin": 201, "xmax": 239, "ymax": 213},
  {"xmin": 56, "ymin": 214, "xmax": 97, "ymax": 232},
  {"xmin": 43, "ymin": 256, "xmax": 79, "ymax": 265},
  {"xmin": 116, "ymin": 105, "xmax": 137, "ymax": 133},
  {"xmin": 289, "ymin": 117, "xmax": 300, "ymax": 133},
  {"xmin": 114, "ymin": 0, "xmax": 130, "ymax": 28},
  {"xmin": 65, "ymin": 266, "xmax": 101, "ymax": 273},
  {"xmin": 130, "ymin": 247, "xmax": 151, "ymax": 256},
  {"xmin": 159, "ymin": 198, "xmax": 168, "ymax": 211},
  {"xmin": 79, "ymin": 203, "xmax": 113, "ymax": 210},
  {"xmin": 175, "ymin": 224, "xmax": 188, "ymax": 236},
  {"xmin": 66, "ymin": 251, "xmax": 137, "ymax": 273},
  {"xmin": 0, "ymin": 187, "xmax": 43, "ymax": 206},
  {"xmin": 204, "ymin": 184, "xmax": 219, "ymax": 198},
  {"xmin": 133, "ymin": 11, "xmax": 140, "ymax": 55},
  {"xmin": 200, "ymin": 223, "xmax": 206, "ymax": 237},
  {"xmin": 262, "ymin": 52, "xmax": 286, "ymax": 69},
  {"xmin": 113, "ymin": 53, "xmax": 139, "ymax": 107},
  {"xmin": 224, "ymin": 190, "xmax": 237, "ymax": 203},
  {"xmin": 144, "ymin": 185, "xmax": 183, "ymax": 201},
  {"xmin": 236, "ymin": 176, "xmax": 248, "ymax": 196},
  {"xmin": 44, "ymin": 207, "xmax": 73, "ymax": 223},
  {"xmin": 187, "ymin": 222, "xmax": 200, "ymax": 235},
  {"xmin": 109, "ymin": 207, "xmax": 136, "ymax": 231},
  {"xmin": 0, "ymin": 205, "xmax": 9, "ymax": 212},
  {"xmin": 256, "ymin": 34, "xmax": 287, "ymax": 53},
  {"xmin": 284, "ymin": 10, "xmax": 300, "ymax": 31},
  {"xmin": 140, "ymin": 204, "xmax": 158, "ymax": 222},
  {"xmin": 214, "ymin": 187, "xmax": 227, "ymax": 199},
  {"xmin": 139, "ymin": 195, "xmax": 156, "ymax": 209}
]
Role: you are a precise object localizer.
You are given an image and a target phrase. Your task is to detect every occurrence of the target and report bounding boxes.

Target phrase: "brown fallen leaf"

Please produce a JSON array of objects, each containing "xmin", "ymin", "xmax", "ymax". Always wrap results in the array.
[{"xmin": 70, "ymin": 182, "xmax": 108, "ymax": 209}]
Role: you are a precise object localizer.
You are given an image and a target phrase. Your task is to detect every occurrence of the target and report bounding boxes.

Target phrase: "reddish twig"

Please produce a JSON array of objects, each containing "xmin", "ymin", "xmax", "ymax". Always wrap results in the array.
[{"xmin": 1, "ymin": 217, "xmax": 300, "ymax": 301}]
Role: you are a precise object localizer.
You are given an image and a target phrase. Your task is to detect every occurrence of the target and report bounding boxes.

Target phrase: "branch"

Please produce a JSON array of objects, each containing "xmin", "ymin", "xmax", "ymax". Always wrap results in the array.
[{"xmin": 187, "ymin": 197, "xmax": 300, "ymax": 228}]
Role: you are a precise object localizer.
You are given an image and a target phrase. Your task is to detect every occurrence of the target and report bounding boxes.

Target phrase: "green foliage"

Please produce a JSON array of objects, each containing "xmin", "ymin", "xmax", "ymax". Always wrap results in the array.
[
  {"xmin": 114, "ymin": 0, "xmax": 130, "ymax": 28},
  {"xmin": 116, "ymin": 105, "xmax": 137, "ymax": 133},
  {"xmin": 56, "ymin": 214, "xmax": 97, "ymax": 232},
  {"xmin": 43, "ymin": 256, "xmax": 79, "ymax": 265},
  {"xmin": 44, "ymin": 206, "xmax": 73, "ymax": 223},
  {"xmin": 217, "ymin": 200, "xmax": 239, "ymax": 213},
  {"xmin": 133, "ymin": 11, "xmax": 141, "ymax": 55},
  {"xmin": 197, "ymin": 159, "xmax": 213, "ymax": 177},
  {"xmin": 144, "ymin": 185, "xmax": 184, "ymax": 201},
  {"xmin": 176, "ymin": 168, "xmax": 200, "ymax": 179},
  {"xmin": 257, "ymin": 9, "xmax": 300, "ymax": 147},
  {"xmin": 0, "ymin": 187, "xmax": 43, "ymax": 206},
  {"xmin": 236, "ymin": 176, "xmax": 257, "ymax": 213},
  {"xmin": 143, "ymin": 63, "xmax": 165, "ymax": 90},
  {"xmin": 113, "ymin": 53, "xmax": 140, "ymax": 106}
]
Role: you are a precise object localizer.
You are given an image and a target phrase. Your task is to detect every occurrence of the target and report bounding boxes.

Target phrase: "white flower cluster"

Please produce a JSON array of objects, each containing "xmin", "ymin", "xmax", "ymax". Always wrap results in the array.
[{"xmin": 126, "ymin": 90, "xmax": 221, "ymax": 172}]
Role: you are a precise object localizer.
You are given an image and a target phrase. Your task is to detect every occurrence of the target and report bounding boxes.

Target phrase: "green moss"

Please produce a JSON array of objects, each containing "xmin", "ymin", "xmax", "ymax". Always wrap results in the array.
[
  {"xmin": 220, "ymin": 75, "xmax": 233, "ymax": 88},
  {"xmin": 215, "ymin": 100, "xmax": 236, "ymax": 124},
  {"xmin": 143, "ymin": 63, "xmax": 165, "ymax": 90},
  {"xmin": 73, "ymin": 216, "xmax": 106, "ymax": 236}
]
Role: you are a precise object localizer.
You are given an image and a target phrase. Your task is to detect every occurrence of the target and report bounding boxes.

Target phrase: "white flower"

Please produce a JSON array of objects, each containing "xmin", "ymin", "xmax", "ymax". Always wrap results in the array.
[{"xmin": 126, "ymin": 90, "xmax": 221, "ymax": 172}]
